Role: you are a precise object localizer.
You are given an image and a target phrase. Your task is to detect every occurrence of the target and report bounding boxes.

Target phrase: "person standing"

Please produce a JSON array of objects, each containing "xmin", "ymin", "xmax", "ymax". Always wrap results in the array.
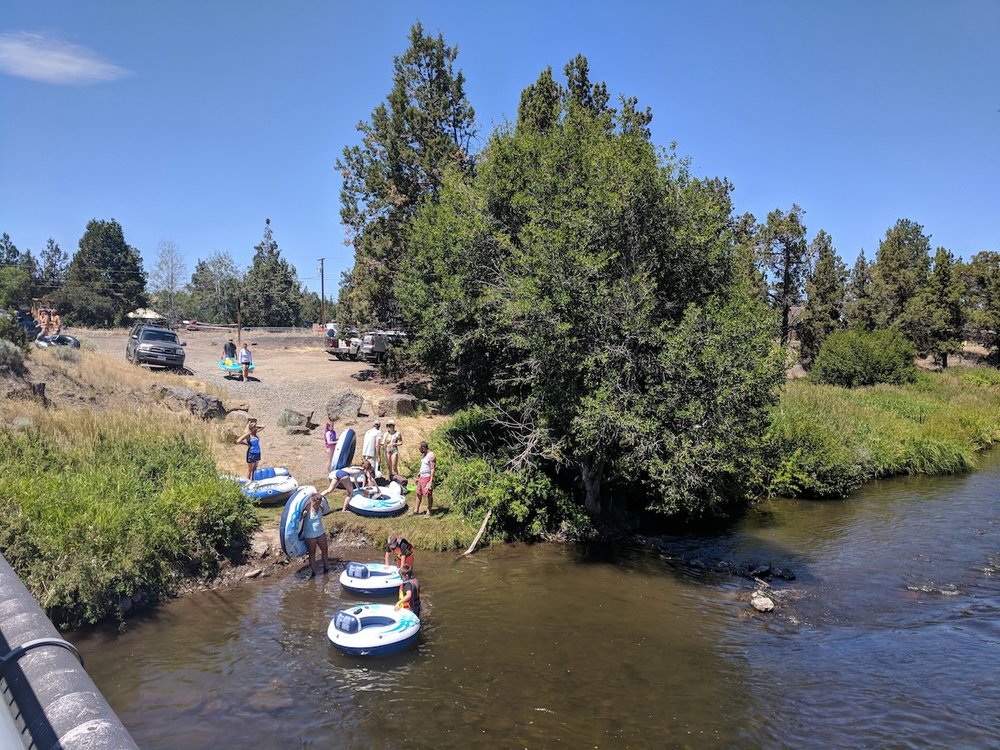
[
  {"xmin": 236, "ymin": 418, "xmax": 264, "ymax": 480},
  {"xmin": 323, "ymin": 420, "xmax": 338, "ymax": 468},
  {"xmin": 414, "ymin": 441, "xmax": 436, "ymax": 516},
  {"xmin": 362, "ymin": 420, "xmax": 381, "ymax": 471},
  {"xmin": 222, "ymin": 338, "xmax": 237, "ymax": 360},
  {"xmin": 383, "ymin": 420, "xmax": 402, "ymax": 478},
  {"xmin": 394, "ymin": 565, "xmax": 421, "ymax": 617},
  {"xmin": 238, "ymin": 342, "xmax": 253, "ymax": 381},
  {"xmin": 301, "ymin": 493, "xmax": 331, "ymax": 577}
]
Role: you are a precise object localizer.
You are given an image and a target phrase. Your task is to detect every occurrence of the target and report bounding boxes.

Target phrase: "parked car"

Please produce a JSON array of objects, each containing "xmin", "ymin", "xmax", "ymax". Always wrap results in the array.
[
  {"xmin": 326, "ymin": 328, "xmax": 361, "ymax": 360},
  {"xmin": 126, "ymin": 324, "xmax": 186, "ymax": 369}
]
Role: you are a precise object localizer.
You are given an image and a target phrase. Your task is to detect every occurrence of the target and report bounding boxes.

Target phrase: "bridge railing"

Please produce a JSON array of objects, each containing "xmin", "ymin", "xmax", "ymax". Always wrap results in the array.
[{"xmin": 0, "ymin": 553, "xmax": 138, "ymax": 749}]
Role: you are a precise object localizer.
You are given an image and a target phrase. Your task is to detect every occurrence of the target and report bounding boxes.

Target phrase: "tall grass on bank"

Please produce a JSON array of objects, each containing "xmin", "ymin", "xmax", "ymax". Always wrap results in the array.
[
  {"xmin": 0, "ymin": 404, "xmax": 259, "ymax": 627},
  {"xmin": 764, "ymin": 368, "xmax": 1000, "ymax": 498}
]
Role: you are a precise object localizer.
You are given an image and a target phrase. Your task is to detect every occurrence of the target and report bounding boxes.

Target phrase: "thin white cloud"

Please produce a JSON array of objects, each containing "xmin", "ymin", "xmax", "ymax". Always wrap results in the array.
[{"xmin": 0, "ymin": 31, "xmax": 131, "ymax": 85}]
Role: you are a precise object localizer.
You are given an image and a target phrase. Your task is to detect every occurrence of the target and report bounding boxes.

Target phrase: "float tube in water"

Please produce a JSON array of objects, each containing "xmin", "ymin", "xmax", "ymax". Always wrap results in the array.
[
  {"xmin": 339, "ymin": 562, "xmax": 403, "ymax": 596},
  {"xmin": 327, "ymin": 603, "xmax": 420, "ymax": 656}
]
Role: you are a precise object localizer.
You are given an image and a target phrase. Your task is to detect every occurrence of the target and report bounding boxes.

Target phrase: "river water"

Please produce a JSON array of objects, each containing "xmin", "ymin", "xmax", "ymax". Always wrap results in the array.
[{"xmin": 76, "ymin": 453, "xmax": 1000, "ymax": 749}]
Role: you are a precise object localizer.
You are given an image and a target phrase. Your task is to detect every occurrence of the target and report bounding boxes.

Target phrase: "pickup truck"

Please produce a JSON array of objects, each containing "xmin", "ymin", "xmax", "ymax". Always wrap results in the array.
[{"xmin": 325, "ymin": 329, "xmax": 361, "ymax": 360}]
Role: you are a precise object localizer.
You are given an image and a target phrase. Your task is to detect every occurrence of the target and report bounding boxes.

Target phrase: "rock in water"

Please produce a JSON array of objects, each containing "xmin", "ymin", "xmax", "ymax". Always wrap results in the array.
[{"xmin": 750, "ymin": 592, "xmax": 775, "ymax": 613}]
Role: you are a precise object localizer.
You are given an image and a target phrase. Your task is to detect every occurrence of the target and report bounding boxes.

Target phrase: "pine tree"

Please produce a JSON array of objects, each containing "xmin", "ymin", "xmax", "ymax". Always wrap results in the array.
[
  {"xmin": 52, "ymin": 219, "xmax": 146, "ymax": 326},
  {"xmin": 798, "ymin": 230, "xmax": 847, "ymax": 365},
  {"xmin": 869, "ymin": 218, "xmax": 931, "ymax": 333},
  {"xmin": 758, "ymin": 205, "xmax": 808, "ymax": 344},
  {"xmin": 187, "ymin": 252, "xmax": 242, "ymax": 324},
  {"xmin": 0, "ymin": 233, "xmax": 20, "ymax": 266},
  {"xmin": 901, "ymin": 247, "xmax": 964, "ymax": 366},
  {"xmin": 39, "ymin": 238, "xmax": 69, "ymax": 295},
  {"xmin": 845, "ymin": 250, "xmax": 876, "ymax": 331},
  {"xmin": 337, "ymin": 22, "xmax": 477, "ymax": 326},
  {"xmin": 241, "ymin": 219, "xmax": 302, "ymax": 326}
]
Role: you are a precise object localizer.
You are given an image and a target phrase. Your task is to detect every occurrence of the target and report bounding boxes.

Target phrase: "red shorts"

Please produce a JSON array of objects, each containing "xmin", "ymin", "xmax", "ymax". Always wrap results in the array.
[{"xmin": 417, "ymin": 475, "xmax": 433, "ymax": 496}]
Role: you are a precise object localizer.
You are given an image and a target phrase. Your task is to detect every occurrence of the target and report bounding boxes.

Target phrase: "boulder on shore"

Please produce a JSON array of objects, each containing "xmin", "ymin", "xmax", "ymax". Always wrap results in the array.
[
  {"xmin": 326, "ymin": 390, "xmax": 364, "ymax": 421},
  {"xmin": 376, "ymin": 393, "xmax": 419, "ymax": 417},
  {"xmin": 151, "ymin": 384, "xmax": 224, "ymax": 420},
  {"xmin": 277, "ymin": 408, "xmax": 312, "ymax": 428}
]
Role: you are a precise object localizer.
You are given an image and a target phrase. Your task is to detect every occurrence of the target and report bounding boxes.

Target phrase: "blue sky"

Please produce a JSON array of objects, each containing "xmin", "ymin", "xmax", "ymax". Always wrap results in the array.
[{"xmin": 1, "ymin": 1, "xmax": 997, "ymax": 297}]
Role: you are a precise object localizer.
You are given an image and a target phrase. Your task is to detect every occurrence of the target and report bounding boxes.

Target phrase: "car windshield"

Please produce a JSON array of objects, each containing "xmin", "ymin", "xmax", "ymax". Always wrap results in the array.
[{"xmin": 141, "ymin": 330, "xmax": 179, "ymax": 344}]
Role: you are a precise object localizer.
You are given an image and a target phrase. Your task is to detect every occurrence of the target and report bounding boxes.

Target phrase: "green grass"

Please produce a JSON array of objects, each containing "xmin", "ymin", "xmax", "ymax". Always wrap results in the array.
[
  {"xmin": 764, "ymin": 368, "xmax": 1000, "ymax": 498},
  {"xmin": 0, "ymin": 406, "xmax": 259, "ymax": 627}
]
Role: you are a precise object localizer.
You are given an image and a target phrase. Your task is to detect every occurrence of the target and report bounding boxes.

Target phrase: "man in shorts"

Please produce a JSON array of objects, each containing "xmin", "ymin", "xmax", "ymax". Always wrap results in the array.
[
  {"xmin": 362, "ymin": 419, "xmax": 381, "ymax": 470},
  {"xmin": 414, "ymin": 441, "xmax": 435, "ymax": 516}
]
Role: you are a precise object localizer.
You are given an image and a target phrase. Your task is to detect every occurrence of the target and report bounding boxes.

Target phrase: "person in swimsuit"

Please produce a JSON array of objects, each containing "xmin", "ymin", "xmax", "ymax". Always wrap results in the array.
[
  {"xmin": 323, "ymin": 420, "xmax": 338, "ymax": 468},
  {"xmin": 236, "ymin": 418, "xmax": 264, "ymax": 480},
  {"xmin": 383, "ymin": 420, "xmax": 402, "ymax": 477},
  {"xmin": 301, "ymin": 493, "xmax": 331, "ymax": 577}
]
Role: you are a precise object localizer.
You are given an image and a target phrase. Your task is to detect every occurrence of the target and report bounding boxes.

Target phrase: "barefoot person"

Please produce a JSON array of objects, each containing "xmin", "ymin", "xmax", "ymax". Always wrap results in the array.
[
  {"xmin": 236, "ymin": 418, "xmax": 263, "ymax": 480},
  {"xmin": 323, "ymin": 420, "xmax": 338, "ymax": 468},
  {"xmin": 238, "ymin": 342, "xmax": 253, "ymax": 381},
  {"xmin": 383, "ymin": 420, "xmax": 402, "ymax": 478},
  {"xmin": 414, "ymin": 441, "xmax": 436, "ymax": 516},
  {"xmin": 301, "ymin": 493, "xmax": 331, "ymax": 577}
]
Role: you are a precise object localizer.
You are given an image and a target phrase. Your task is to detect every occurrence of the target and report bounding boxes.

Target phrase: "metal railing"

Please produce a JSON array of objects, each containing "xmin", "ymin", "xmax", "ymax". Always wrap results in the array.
[{"xmin": 0, "ymin": 554, "xmax": 139, "ymax": 749}]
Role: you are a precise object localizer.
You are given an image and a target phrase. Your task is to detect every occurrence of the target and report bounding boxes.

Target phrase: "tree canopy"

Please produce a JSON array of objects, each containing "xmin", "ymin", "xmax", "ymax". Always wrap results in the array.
[
  {"xmin": 241, "ymin": 219, "xmax": 302, "ymax": 326},
  {"xmin": 401, "ymin": 59, "xmax": 785, "ymax": 518},
  {"xmin": 336, "ymin": 22, "xmax": 477, "ymax": 325},
  {"xmin": 51, "ymin": 219, "xmax": 146, "ymax": 326}
]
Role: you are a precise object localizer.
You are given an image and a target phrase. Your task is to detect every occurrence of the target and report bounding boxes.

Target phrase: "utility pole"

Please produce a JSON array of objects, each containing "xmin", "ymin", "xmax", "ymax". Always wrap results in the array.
[{"xmin": 318, "ymin": 257, "xmax": 325, "ymax": 327}]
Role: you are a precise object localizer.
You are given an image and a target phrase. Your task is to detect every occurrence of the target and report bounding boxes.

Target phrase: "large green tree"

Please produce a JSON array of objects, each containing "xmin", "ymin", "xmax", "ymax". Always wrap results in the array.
[
  {"xmin": 0, "ymin": 233, "xmax": 19, "ymax": 267},
  {"xmin": 51, "ymin": 219, "xmax": 146, "ymax": 326},
  {"xmin": 869, "ymin": 218, "xmax": 931, "ymax": 333},
  {"xmin": 38, "ymin": 238, "xmax": 69, "ymax": 296},
  {"xmin": 241, "ymin": 219, "xmax": 302, "ymax": 326},
  {"xmin": 336, "ymin": 22, "xmax": 477, "ymax": 325},
  {"xmin": 186, "ymin": 251, "xmax": 242, "ymax": 323},
  {"xmin": 964, "ymin": 251, "xmax": 1000, "ymax": 361},
  {"xmin": 844, "ymin": 249, "xmax": 876, "ymax": 331},
  {"xmin": 758, "ymin": 205, "xmax": 809, "ymax": 344},
  {"xmin": 798, "ymin": 229, "xmax": 847, "ymax": 365},
  {"xmin": 401, "ymin": 59, "xmax": 784, "ymax": 518}
]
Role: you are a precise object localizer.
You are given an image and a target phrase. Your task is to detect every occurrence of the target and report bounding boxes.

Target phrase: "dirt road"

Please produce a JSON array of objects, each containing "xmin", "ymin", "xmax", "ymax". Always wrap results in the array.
[{"xmin": 81, "ymin": 327, "xmax": 443, "ymax": 489}]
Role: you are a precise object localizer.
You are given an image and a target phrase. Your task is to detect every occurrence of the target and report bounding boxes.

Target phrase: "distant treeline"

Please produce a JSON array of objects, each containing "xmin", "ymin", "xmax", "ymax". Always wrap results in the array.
[{"xmin": 0, "ymin": 218, "xmax": 333, "ymax": 328}]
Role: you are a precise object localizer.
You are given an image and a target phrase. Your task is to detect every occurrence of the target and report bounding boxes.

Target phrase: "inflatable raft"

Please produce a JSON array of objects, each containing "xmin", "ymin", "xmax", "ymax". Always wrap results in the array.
[
  {"xmin": 279, "ymin": 485, "xmax": 316, "ymax": 557},
  {"xmin": 329, "ymin": 427, "xmax": 356, "ymax": 471},
  {"xmin": 253, "ymin": 466, "xmax": 290, "ymax": 481},
  {"xmin": 218, "ymin": 358, "xmax": 255, "ymax": 373},
  {"xmin": 241, "ymin": 474, "xmax": 298, "ymax": 504},
  {"xmin": 339, "ymin": 562, "xmax": 403, "ymax": 596},
  {"xmin": 346, "ymin": 484, "xmax": 406, "ymax": 517},
  {"xmin": 327, "ymin": 603, "xmax": 420, "ymax": 656}
]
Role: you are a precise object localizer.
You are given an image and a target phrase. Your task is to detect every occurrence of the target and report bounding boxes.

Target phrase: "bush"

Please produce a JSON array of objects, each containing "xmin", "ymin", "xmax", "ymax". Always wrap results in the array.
[
  {"xmin": 0, "ymin": 312, "xmax": 30, "ymax": 353},
  {"xmin": 762, "ymin": 370, "xmax": 1000, "ymax": 498},
  {"xmin": 0, "ymin": 338, "xmax": 25, "ymax": 372},
  {"xmin": 0, "ymin": 410, "xmax": 259, "ymax": 627},
  {"xmin": 430, "ymin": 407, "xmax": 585, "ymax": 542},
  {"xmin": 810, "ymin": 329, "xmax": 916, "ymax": 388}
]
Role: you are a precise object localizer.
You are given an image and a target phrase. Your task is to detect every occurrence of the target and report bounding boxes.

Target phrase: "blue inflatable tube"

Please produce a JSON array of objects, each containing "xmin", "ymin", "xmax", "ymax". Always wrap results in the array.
[
  {"xmin": 327, "ymin": 604, "xmax": 420, "ymax": 656},
  {"xmin": 253, "ymin": 466, "xmax": 290, "ymax": 481},
  {"xmin": 339, "ymin": 562, "xmax": 403, "ymax": 596},
  {"xmin": 279, "ymin": 485, "xmax": 316, "ymax": 557},
  {"xmin": 330, "ymin": 428, "xmax": 356, "ymax": 471}
]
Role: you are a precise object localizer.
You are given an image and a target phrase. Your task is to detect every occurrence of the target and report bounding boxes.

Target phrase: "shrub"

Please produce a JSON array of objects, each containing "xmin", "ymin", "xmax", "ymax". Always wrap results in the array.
[
  {"xmin": 810, "ymin": 329, "xmax": 916, "ymax": 388},
  {"xmin": 0, "ymin": 312, "xmax": 30, "ymax": 353},
  {"xmin": 0, "ymin": 338, "xmax": 26, "ymax": 372}
]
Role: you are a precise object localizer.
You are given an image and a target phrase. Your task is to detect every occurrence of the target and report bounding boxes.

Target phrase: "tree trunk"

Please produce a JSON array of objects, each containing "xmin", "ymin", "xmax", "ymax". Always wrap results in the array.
[{"xmin": 581, "ymin": 459, "xmax": 605, "ymax": 515}]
